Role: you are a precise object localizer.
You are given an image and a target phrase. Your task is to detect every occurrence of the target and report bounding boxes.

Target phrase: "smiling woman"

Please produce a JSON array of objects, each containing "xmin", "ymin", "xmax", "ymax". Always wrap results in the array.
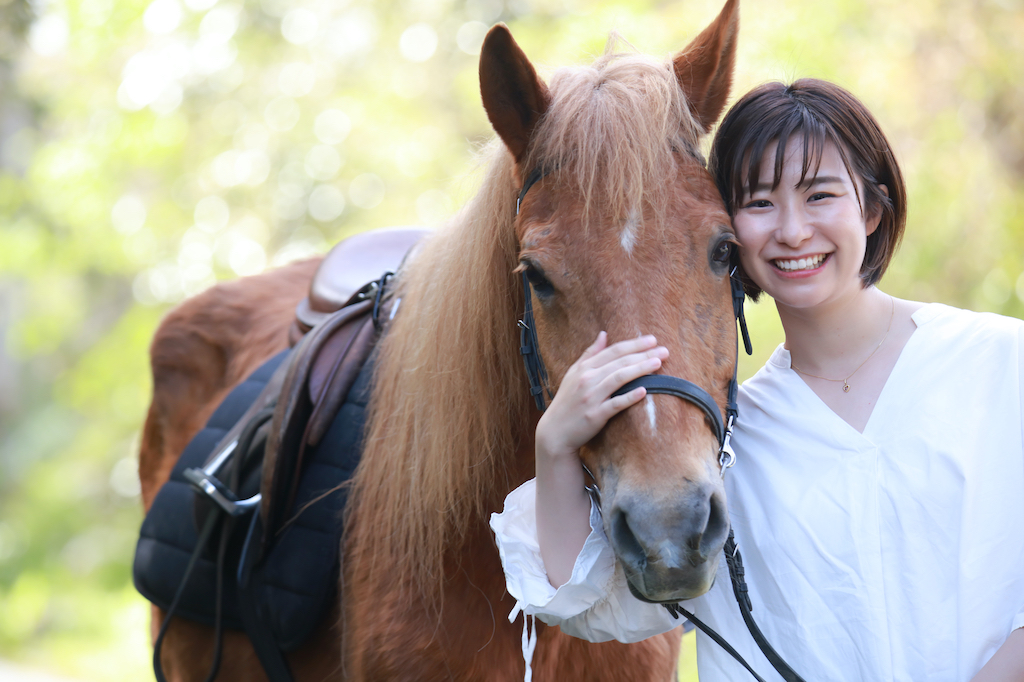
[
  {"xmin": 715, "ymin": 79, "xmax": 906, "ymax": 305},
  {"xmin": 498, "ymin": 73, "xmax": 1024, "ymax": 682},
  {"xmin": 1, "ymin": 0, "xmax": 1023, "ymax": 680}
]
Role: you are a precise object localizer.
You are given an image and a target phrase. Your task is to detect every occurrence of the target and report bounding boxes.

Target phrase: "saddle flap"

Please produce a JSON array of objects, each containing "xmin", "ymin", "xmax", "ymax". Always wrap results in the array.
[
  {"xmin": 262, "ymin": 297, "xmax": 375, "ymax": 551},
  {"xmin": 305, "ymin": 313, "xmax": 377, "ymax": 448}
]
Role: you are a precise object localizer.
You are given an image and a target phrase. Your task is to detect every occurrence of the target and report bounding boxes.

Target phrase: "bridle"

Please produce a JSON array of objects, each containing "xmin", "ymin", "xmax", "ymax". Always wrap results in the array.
[
  {"xmin": 519, "ymin": 265, "xmax": 749, "ymax": 469},
  {"xmin": 515, "ymin": 164, "xmax": 751, "ymax": 472},
  {"xmin": 514, "ymin": 165, "xmax": 807, "ymax": 682}
]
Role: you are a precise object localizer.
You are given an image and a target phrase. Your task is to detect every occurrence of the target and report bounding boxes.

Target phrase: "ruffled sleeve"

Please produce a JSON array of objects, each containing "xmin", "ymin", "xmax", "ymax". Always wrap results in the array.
[{"xmin": 489, "ymin": 478, "xmax": 679, "ymax": 643}]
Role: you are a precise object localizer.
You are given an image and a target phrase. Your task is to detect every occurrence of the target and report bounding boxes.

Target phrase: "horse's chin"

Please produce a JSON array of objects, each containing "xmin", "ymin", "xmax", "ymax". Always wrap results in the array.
[{"xmin": 623, "ymin": 559, "xmax": 719, "ymax": 604}]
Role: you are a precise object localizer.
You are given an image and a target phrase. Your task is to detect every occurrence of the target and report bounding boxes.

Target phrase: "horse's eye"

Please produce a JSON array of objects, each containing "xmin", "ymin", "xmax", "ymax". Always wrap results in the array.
[
  {"xmin": 523, "ymin": 263, "xmax": 555, "ymax": 297},
  {"xmin": 712, "ymin": 240, "xmax": 733, "ymax": 265}
]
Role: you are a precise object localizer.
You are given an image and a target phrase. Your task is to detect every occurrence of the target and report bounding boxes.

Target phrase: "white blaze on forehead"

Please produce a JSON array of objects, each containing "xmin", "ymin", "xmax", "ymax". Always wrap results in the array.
[
  {"xmin": 620, "ymin": 207, "xmax": 642, "ymax": 254},
  {"xmin": 645, "ymin": 394, "xmax": 657, "ymax": 432}
]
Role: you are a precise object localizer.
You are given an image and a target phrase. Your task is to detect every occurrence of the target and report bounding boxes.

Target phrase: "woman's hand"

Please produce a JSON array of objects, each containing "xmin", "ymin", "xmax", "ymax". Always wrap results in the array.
[
  {"xmin": 535, "ymin": 332, "xmax": 668, "ymax": 587},
  {"xmin": 536, "ymin": 332, "xmax": 669, "ymax": 462}
]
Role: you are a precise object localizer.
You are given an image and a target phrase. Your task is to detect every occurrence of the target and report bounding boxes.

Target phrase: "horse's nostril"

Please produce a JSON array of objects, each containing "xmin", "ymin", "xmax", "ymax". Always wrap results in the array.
[
  {"xmin": 611, "ymin": 486, "xmax": 728, "ymax": 577},
  {"xmin": 699, "ymin": 490, "xmax": 729, "ymax": 558},
  {"xmin": 611, "ymin": 509, "xmax": 647, "ymax": 571}
]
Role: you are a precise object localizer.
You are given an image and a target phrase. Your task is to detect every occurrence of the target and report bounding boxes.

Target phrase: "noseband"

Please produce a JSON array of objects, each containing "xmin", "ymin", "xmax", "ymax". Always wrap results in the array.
[{"xmin": 514, "ymin": 166, "xmax": 806, "ymax": 682}]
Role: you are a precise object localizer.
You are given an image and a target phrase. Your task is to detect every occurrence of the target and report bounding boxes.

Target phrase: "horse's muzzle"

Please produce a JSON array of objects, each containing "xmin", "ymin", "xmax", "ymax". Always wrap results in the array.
[{"xmin": 608, "ymin": 481, "xmax": 729, "ymax": 602}]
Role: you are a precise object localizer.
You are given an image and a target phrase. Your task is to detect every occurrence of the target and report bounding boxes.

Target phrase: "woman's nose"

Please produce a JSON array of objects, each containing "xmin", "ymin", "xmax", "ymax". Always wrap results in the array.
[{"xmin": 775, "ymin": 205, "xmax": 812, "ymax": 247}]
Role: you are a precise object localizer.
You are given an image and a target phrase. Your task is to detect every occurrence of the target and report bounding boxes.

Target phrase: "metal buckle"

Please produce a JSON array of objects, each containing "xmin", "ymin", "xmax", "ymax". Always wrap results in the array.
[
  {"xmin": 371, "ymin": 271, "xmax": 394, "ymax": 331},
  {"xmin": 581, "ymin": 462, "xmax": 602, "ymax": 506},
  {"xmin": 718, "ymin": 415, "xmax": 736, "ymax": 475},
  {"xmin": 355, "ymin": 280, "xmax": 379, "ymax": 302},
  {"xmin": 203, "ymin": 439, "xmax": 238, "ymax": 477},
  {"xmin": 718, "ymin": 449, "xmax": 735, "ymax": 473}
]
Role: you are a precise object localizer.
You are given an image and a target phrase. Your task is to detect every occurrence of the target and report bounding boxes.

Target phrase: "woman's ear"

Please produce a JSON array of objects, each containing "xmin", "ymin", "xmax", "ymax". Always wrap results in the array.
[{"xmin": 866, "ymin": 183, "xmax": 888, "ymax": 236}]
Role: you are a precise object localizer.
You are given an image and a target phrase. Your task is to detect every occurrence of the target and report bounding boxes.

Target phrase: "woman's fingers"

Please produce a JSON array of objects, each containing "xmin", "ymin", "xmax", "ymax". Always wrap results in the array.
[
  {"xmin": 596, "ymin": 354, "xmax": 662, "ymax": 397},
  {"xmin": 596, "ymin": 346, "xmax": 668, "ymax": 378},
  {"xmin": 594, "ymin": 384, "xmax": 647, "ymax": 422},
  {"xmin": 569, "ymin": 334, "xmax": 664, "ymax": 382},
  {"xmin": 573, "ymin": 346, "xmax": 667, "ymax": 397},
  {"xmin": 538, "ymin": 335, "xmax": 666, "ymax": 459},
  {"xmin": 576, "ymin": 330, "xmax": 608, "ymax": 364},
  {"xmin": 586, "ymin": 334, "xmax": 659, "ymax": 368}
]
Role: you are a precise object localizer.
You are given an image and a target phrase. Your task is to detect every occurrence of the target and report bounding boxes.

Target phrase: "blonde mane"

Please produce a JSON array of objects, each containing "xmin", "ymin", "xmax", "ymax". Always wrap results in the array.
[{"xmin": 346, "ymin": 47, "xmax": 706, "ymax": 599}]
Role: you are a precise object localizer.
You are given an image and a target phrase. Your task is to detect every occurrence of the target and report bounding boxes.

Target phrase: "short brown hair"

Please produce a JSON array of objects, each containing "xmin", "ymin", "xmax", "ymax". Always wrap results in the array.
[{"xmin": 709, "ymin": 79, "xmax": 907, "ymax": 300}]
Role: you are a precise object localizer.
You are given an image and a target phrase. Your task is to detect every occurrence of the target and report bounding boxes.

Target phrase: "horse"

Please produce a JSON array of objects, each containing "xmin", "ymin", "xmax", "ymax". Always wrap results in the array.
[{"xmin": 138, "ymin": 1, "xmax": 741, "ymax": 679}]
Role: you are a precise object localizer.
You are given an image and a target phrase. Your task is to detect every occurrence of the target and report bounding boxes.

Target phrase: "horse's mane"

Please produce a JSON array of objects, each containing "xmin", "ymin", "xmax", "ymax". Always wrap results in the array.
[{"xmin": 346, "ymin": 44, "xmax": 704, "ymax": 599}]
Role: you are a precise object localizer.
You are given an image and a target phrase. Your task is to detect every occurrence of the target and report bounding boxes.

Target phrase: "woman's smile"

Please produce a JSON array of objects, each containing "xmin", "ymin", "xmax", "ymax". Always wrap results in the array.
[{"xmin": 772, "ymin": 253, "xmax": 830, "ymax": 275}]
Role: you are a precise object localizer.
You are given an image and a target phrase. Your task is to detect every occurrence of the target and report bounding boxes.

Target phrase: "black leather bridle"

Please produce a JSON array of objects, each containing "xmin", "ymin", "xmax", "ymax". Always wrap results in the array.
[
  {"xmin": 515, "ymin": 164, "xmax": 751, "ymax": 470},
  {"xmin": 514, "ymin": 166, "xmax": 807, "ymax": 682}
]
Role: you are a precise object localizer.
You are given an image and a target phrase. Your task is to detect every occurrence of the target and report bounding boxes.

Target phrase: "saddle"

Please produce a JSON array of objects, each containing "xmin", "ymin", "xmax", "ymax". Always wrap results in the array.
[{"xmin": 133, "ymin": 227, "xmax": 429, "ymax": 682}]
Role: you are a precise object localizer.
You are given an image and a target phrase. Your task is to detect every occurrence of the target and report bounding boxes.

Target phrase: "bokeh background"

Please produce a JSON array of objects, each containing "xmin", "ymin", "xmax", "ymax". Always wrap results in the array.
[{"xmin": 0, "ymin": 0, "xmax": 1021, "ymax": 679}]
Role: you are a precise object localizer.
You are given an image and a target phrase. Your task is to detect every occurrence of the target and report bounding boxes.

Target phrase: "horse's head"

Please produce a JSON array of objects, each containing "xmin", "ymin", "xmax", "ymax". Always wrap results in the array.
[{"xmin": 481, "ymin": 0, "xmax": 740, "ymax": 603}]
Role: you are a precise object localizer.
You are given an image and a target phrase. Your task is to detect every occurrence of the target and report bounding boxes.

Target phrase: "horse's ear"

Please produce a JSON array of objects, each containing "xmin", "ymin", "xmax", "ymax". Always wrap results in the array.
[
  {"xmin": 673, "ymin": 0, "xmax": 739, "ymax": 133},
  {"xmin": 479, "ymin": 24, "xmax": 551, "ymax": 164}
]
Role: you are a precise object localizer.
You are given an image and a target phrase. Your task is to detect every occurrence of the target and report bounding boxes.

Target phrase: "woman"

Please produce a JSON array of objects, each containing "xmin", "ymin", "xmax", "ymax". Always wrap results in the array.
[{"xmin": 490, "ymin": 79, "xmax": 1024, "ymax": 681}]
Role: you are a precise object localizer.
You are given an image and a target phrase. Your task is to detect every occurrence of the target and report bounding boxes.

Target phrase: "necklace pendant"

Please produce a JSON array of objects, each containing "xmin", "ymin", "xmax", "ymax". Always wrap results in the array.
[{"xmin": 842, "ymin": 381, "xmax": 850, "ymax": 393}]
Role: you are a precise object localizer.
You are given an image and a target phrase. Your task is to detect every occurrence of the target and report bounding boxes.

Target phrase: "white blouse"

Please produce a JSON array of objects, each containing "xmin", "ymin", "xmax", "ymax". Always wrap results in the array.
[{"xmin": 491, "ymin": 303, "xmax": 1024, "ymax": 681}]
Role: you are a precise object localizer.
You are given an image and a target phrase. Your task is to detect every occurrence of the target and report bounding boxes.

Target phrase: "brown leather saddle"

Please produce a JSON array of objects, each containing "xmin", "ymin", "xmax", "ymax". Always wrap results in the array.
[
  {"xmin": 265, "ymin": 226, "xmax": 428, "ymax": 547},
  {"xmin": 144, "ymin": 227, "xmax": 429, "ymax": 682},
  {"xmin": 200, "ymin": 227, "xmax": 429, "ymax": 551},
  {"xmin": 288, "ymin": 226, "xmax": 429, "ymax": 342}
]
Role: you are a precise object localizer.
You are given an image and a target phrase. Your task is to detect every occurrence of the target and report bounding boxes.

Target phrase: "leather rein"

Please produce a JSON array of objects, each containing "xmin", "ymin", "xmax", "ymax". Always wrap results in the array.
[{"xmin": 514, "ymin": 165, "xmax": 806, "ymax": 682}]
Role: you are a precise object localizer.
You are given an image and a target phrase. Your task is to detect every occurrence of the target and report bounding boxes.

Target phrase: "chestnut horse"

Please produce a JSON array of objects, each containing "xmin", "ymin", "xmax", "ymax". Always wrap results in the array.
[{"xmin": 139, "ymin": 1, "xmax": 740, "ymax": 679}]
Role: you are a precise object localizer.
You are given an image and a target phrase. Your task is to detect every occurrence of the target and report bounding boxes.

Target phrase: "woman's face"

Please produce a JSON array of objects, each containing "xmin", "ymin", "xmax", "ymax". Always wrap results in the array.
[{"xmin": 732, "ymin": 139, "xmax": 882, "ymax": 314}]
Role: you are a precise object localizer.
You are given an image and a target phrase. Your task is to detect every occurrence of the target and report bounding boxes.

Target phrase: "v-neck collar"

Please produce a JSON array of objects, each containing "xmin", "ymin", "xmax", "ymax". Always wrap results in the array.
[{"xmin": 767, "ymin": 303, "xmax": 937, "ymax": 439}]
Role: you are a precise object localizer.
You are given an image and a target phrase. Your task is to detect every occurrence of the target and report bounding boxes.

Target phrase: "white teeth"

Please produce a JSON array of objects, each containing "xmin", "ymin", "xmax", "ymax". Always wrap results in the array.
[{"xmin": 775, "ymin": 254, "xmax": 826, "ymax": 272}]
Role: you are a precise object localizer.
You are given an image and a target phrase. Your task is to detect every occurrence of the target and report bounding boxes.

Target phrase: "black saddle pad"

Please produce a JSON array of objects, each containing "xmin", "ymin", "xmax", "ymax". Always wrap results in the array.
[{"xmin": 133, "ymin": 347, "xmax": 374, "ymax": 651}]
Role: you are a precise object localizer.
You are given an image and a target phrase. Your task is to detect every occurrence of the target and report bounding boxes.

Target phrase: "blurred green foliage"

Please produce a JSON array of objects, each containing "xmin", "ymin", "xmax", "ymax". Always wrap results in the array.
[{"xmin": 0, "ymin": 0, "xmax": 1021, "ymax": 679}]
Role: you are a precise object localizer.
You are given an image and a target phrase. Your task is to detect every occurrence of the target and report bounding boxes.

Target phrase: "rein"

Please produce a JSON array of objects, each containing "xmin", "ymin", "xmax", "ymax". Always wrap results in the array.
[{"xmin": 514, "ymin": 166, "xmax": 806, "ymax": 682}]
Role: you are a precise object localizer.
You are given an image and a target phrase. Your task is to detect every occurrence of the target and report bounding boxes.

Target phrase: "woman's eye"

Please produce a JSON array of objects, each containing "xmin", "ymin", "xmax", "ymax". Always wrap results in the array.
[
  {"xmin": 743, "ymin": 199, "xmax": 771, "ymax": 209},
  {"xmin": 712, "ymin": 240, "xmax": 734, "ymax": 264},
  {"xmin": 809, "ymin": 192, "xmax": 833, "ymax": 201}
]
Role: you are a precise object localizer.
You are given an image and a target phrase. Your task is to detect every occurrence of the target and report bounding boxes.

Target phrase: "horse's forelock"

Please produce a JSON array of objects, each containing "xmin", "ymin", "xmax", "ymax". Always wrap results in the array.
[{"xmin": 525, "ymin": 49, "xmax": 705, "ymax": 229}]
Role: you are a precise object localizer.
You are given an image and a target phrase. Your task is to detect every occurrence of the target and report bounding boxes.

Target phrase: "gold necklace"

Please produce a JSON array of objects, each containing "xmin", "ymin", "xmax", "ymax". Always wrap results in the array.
[{"xmin": 790, "ymin": 296, "xmax": 895, "ymax": 394}]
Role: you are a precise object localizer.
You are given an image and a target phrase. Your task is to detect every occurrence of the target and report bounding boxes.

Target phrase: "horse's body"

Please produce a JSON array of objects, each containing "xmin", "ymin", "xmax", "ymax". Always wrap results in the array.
[
  {"xmin": 139, "ymin": 257, "xmax": 680, "ymax": 682},
  {"xmin": 139, "ymin": 3, "xmax": 740, "ymax": 679}
]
